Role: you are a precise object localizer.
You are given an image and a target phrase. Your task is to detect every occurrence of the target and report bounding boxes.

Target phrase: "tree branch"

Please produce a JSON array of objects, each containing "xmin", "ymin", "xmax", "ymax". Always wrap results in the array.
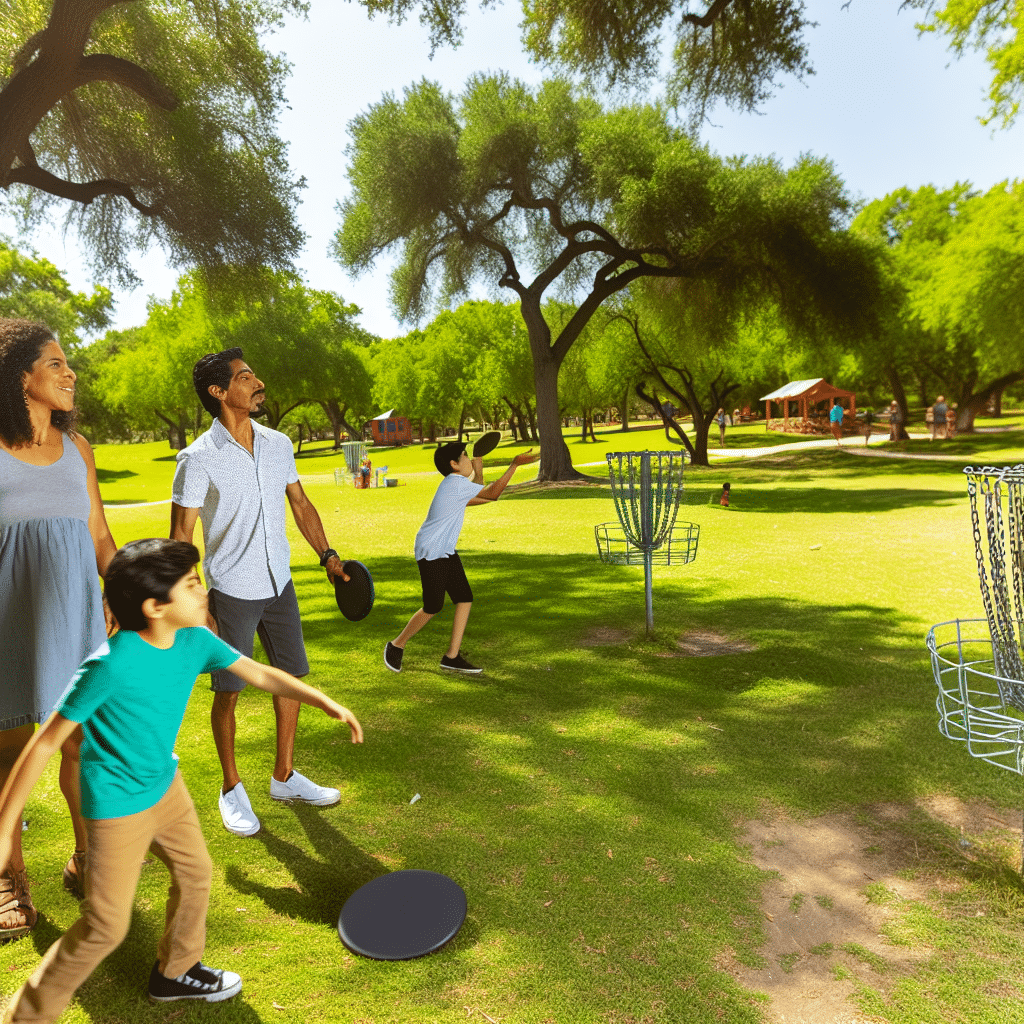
[
  {"xmin": 74, "ymin": 54, "xmax": 178, "ymax": 110},
  {"xmin": 10, "ymin": 30, "xmax": 46, "ymax": 75},
  {"xmin": 682, "ymin": 0, "xmax": 735, "ymax": 30},
  {"xmin": 7, "ymin": 162, "xmax": 163, "ymax": 216}
]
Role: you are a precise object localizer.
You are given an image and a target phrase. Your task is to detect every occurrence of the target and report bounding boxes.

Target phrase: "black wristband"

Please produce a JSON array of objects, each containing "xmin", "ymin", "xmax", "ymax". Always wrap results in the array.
[{"xmin": 319, "ymin": 547, "xmax": 339, "ymax": 567}]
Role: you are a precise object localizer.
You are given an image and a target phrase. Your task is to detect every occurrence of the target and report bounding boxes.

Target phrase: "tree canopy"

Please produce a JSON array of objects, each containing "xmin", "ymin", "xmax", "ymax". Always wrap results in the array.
[
  {"xmin": 1, "ymin": 0, "xmax": 307, "ymax": 285},
  {"xmin": 852, "ymin": 179, "xmax": 1024, "ymax": 429},
  {"xmin": 358, "ymin": 0, "xmax": 1024, "ymax": 127},
  {"xmin": 0, "ymin": 237, "xmax": 112, "ymax": 342},
  {"xmin": 336, "ymin": 74, "xmax": 882, "ymax": 479}
]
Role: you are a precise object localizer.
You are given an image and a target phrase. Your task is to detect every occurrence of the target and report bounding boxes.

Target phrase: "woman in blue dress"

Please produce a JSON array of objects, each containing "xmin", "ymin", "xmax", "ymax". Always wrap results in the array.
[{"xmin": 0, "ymin": 319, "xmax": 117, "ymax": 940}]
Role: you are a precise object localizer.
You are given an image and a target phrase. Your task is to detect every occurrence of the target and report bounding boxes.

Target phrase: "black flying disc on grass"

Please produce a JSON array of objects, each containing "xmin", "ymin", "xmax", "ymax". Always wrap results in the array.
[
  {"xmin": 472, "ymin": 431, "xmax": 501, "ymax": 458},
  {"xmin": 334, "ymin": 561, "xmax": 375, "ymax": 621},
  {"xmin": 338, "ymin": 870, "xmax": 467, "ymax": 960}
]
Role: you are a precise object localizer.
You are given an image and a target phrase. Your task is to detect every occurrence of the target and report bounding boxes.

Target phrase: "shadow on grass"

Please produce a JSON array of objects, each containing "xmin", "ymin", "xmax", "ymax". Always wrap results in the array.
[
  {"xmin": 151, "ymin": 547, "xmax": 1020, "ymax": 1022},
  {"xmin": 95, "ymin": 467, "xmax": 137, "ymax": 484},
  {"xmin": 225, "ymin": 808, "xmax": 385, "ymax": 927},
  {"xmin": 285, "ymin": 552, "xmax": 1000, "ymax": 821}
]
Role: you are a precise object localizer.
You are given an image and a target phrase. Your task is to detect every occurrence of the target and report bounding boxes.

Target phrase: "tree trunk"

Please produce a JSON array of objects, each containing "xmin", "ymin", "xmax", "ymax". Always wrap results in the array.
[
  {"xmin": 320, "ymin": 399, "xmax": 344, "ymax": 447},
  {"xmin": 957, "ymin": 370, "xmax": 1024, "ymax": 433},
  {"xmin": 503, "ymin": 398, "xmax": 520, "ymax": 441},
  {"xmin": 525, "ymin": 400, "xmax": 540, "ymax": 442},
  {"xmin": 619, "ymin": 385, "xmax": 631, "ymax": 431},
  {"xmin": 530, "ymin": 341, "xmax": 579, "ymax": 478},
  {"xmin": 885, "ymin": 364, "xmax": 911, "ymax": 439},
  {"xmin": 155, "ymin": 409, "xmax": 187, "ymax": 450}
]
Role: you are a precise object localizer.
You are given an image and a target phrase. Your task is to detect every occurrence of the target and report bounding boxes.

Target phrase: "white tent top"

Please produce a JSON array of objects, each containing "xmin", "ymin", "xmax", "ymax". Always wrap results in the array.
[
  {"xmin": 759, "ymin": 379, "xmax": 824, "ymax": 402},
  {"xmin": 371, "ymin": 409, "xmax": 395, "ymax": 420}
]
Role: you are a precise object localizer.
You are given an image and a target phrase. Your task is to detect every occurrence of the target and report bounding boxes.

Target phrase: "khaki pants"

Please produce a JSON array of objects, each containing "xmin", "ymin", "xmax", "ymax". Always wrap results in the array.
[{"xmin": 5, "ymin": 772, "xmax": 211, "ymax": 1024}]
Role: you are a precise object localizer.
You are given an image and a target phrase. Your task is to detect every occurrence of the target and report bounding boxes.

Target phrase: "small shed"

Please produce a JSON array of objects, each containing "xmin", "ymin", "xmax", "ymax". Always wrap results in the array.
[
  {"xmin": 760, "ymin": 379, "xmax": 856, "ymax": 433},
  {"xmin": 369, "ymin": 409, "xmax": 417, "ymax": 446}
]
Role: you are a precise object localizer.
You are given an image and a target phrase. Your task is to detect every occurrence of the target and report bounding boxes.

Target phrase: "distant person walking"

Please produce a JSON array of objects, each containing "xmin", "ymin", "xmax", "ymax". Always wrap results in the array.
[
  {"xmin": 862, "ymin": 407, "xmax": 875, "ymax": 446},
  {"xmin": 931, "ymin": 395, "xmax": 947, "ymax": 440},
  {"xmin": 946, "ymin": 403, "xmax": 957, "ymax": 440},
  {"xmin": 888, "ymin": 401, "xmax": 905, "ymax": 441},
  {"xmin": 829, "ymin": 399, "xmax": 844, "ymax": 445},
  {"xmin": 716, "ymin": 408, "xmax": 726, "ymax": 447},
  {"xmin": 661, "ymin": 401, "xmax": 676, "ymax": 440}
]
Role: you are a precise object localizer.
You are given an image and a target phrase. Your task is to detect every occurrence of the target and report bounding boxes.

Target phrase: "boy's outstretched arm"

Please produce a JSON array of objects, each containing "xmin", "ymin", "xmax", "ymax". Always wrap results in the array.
[
  {"xmin": 0, "ymin": 713, "xmax": 79, "ymax": 873},
  {"xmin": 468, "ymin": 450, "xmax": 538, "ymax": 505},
  {"xmin": 225, "ymin": 657, "xmax": 364, "ymax": 744}
]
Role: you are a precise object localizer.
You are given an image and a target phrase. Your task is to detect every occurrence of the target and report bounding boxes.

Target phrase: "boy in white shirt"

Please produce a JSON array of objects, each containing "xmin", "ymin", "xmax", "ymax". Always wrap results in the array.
[{"xmin": 384, "ymin": 440, "xmax": 535, "ymax": 675}]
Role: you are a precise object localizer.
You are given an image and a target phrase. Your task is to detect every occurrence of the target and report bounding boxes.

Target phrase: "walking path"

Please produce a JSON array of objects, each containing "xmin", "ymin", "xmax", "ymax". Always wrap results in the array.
[{"xmin": 572, "ymin": 432, "xmax": 928, "ymax": 468}]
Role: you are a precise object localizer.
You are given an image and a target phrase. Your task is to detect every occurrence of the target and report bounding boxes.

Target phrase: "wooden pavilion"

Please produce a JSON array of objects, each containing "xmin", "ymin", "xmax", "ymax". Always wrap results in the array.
[{"xmin": 760, "ymin": 379, "xmax": 856, "ymax": 434}]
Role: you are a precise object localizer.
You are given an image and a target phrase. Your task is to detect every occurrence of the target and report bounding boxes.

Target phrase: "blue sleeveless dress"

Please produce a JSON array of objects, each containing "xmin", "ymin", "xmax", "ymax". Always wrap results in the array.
[{"xmin": 0, "ymin": 435, "xmax": 106, "ymax": 730}]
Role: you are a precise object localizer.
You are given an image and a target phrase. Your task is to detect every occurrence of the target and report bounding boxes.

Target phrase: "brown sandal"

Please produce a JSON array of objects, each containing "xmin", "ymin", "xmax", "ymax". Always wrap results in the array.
[
  {"xmin": 0, "ymin": 868, "xmax": 37, "ymax": 942},
  {"xmin": 63, "ymin": 850, "xmax": 87, "ymax": 900}
]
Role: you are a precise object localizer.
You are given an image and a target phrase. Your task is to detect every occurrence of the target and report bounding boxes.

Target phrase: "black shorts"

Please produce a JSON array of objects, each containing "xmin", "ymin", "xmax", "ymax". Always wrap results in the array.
[
  {"xmin": 417, "ymin": 552, "xmax": 473, "ymax": 615},
  {"xmin": 207, "ymin": 580, "xmax": 309, "ymax": 692}
]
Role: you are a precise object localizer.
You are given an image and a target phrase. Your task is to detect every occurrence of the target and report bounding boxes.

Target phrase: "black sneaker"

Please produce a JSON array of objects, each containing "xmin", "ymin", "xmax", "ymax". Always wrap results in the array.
[
  {"xmin": 440, "ymin": 653, "xmax": 482, "ymax": 674},
  {"xmin": 148, "ymin": 961, "xmax": 242, "ymax": 1003},
  {"xmin": 384, "ymin": 641, "xmax": 404, "ymax": 673}
]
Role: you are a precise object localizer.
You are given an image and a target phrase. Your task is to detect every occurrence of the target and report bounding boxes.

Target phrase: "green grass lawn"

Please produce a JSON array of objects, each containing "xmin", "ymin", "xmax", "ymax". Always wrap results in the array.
[{"xmin": 5, "ymin": 429, "xmax": 1024, "ymax": 1022}]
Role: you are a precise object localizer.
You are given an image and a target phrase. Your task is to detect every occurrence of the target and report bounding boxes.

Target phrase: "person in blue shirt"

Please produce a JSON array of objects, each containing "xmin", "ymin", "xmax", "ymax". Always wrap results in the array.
[
  {"xmin": 829, "ymin": 399, "xmax": 845, "ymax": 445},
  {"xmin": 0, "ymin": 539, "xmax": 363, "ymax": 1021}
]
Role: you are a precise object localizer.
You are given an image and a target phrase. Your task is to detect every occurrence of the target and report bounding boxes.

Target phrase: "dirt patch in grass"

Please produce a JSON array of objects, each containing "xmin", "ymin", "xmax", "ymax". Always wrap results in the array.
[
  {"xmin": 580, "ymin": 626, "xmax": 633, "ymax": 646},
  {"xmin": 728, "ymin": 796, "xmax": 1022, "ymax": 1024},
  {"xmin": 660, "ymin": 630, "xmax": 756, "ymax": 657},
  {"xmin": 579, "ymin": 627, "xmax": 755, "ymax": 654}
]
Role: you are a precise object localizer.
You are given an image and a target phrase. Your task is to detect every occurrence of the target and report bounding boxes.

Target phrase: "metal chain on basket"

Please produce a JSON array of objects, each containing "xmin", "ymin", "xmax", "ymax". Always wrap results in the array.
[
  {"xmin": 607, "ymin": 452, "xmax": 684, "ymax": 551},
  {"xmin": 966, "ymin": 465, "xmax": 1024, "ymax": 687}
]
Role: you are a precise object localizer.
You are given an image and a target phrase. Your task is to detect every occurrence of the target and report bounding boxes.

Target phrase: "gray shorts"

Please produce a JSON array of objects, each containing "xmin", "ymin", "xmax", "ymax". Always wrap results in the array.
[{"xmin": 208, "ymin": 579, "xmax": 309, "ymax": 692}]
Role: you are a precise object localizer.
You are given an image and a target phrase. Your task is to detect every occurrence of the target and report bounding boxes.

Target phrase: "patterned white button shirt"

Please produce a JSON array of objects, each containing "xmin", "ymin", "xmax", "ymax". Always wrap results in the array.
[
  {"xmin": 172, "ymin": 418, "xmax": 299, "ymax": 600},
  {"xmin": 414, "ymin": 473, "xmax": 484, "ymax": 561}
]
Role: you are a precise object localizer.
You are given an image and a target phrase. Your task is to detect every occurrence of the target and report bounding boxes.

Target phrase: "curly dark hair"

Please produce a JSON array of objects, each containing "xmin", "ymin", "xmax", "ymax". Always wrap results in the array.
[
  {"xmin": 0, "ymin": 318, "xmax": 78, "ymax": 446},
  {"xmin": 193, "ymin": 347, "xmax": 244, "ymax": 419}
]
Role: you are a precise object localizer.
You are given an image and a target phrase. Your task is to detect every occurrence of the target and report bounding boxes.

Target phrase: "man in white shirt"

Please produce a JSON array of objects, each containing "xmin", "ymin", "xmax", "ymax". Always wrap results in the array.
[
  {"xmin": 384, "ymin": 438, "xmax": 536, "ymax": 675},
  {"xmin": 170, "ymin": 348, "xmax": 349, "ymax": 836}
]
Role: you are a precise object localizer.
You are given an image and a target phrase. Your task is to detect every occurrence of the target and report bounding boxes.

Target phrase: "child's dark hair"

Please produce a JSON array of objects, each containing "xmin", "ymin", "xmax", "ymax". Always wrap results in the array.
[
  {"xmin": 192, "ymin": 347, "xmax": 244, "ymax": 418},
  {"xmin": 722, "ymin": 481, "xmax": 731, "ymax": 491},
  {"xmin": 104, "ymin": 539, "xmax": 201, "ymax": 632}
]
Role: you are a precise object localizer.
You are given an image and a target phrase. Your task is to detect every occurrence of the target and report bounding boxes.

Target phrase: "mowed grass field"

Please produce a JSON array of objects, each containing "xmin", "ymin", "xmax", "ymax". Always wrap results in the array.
[{"xmin": 4, "ymin": 420, "xmax": 1024, "ymax": 1023}]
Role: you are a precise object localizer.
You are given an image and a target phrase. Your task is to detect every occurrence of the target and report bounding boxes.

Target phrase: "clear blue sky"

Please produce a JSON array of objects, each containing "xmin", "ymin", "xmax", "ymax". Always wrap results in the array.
[{"xmin": 3, "ymin": 0, "xmax": 1020, "ymax": 340}]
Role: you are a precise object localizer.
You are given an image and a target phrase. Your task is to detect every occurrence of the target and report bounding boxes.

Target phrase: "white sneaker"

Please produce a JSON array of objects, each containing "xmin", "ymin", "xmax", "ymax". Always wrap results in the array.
[
  {"xmin": 218, "ymin": 783, "xmax": 260, "ymax": 836},
  {"xmin": 270, "ymin": 770, "xmax": 340, "ymax": 807}
]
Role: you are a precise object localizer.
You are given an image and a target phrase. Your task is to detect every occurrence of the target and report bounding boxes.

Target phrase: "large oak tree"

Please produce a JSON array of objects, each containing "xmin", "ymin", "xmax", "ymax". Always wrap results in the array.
[
  {"xmin": 1, "ymin": 0, "xmax": 306, "ymax": 284},
  {"xmin": 335, "ymin": 74, "xmax": 880, "ymax": 480}
]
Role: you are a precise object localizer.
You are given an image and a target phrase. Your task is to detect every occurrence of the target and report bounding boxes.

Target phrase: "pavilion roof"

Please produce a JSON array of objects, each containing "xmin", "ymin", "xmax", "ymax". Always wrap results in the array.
[{"xmin": 760, "ymin": 379, "xmax": 855, "ymax": 402}]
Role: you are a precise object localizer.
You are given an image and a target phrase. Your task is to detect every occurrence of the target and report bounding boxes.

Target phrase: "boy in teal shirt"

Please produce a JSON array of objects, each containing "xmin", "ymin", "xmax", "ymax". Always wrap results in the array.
[{"xmin": 0, "ymin": 539, "xmax": 363, "ymax": 1022}]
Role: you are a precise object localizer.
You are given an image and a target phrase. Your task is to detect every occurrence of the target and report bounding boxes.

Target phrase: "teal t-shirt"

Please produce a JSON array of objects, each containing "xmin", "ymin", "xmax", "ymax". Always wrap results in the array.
[{"xmin": 56, "ymin": 627, "xmax": 240, "ymax": 820}]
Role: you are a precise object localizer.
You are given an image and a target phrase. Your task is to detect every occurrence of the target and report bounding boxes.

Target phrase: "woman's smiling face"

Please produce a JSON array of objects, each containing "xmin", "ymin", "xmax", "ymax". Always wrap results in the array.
[{"xmin": 21, "ymin": 340, "xmax": 76, "ymax": 413}]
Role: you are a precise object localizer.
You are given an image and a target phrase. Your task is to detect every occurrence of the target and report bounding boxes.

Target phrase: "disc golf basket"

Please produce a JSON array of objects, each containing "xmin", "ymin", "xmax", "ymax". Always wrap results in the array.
[
  {"xmin": 927, "ymin": 464, "xmax": 1024, "ymax": 870},
  {"xmin": 335, "ymin": 441, "xmax": 367, "ymax": 486},
  {"xmin": 595, "ymin": 451, "xmax": 699, "ymax": 633}
]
